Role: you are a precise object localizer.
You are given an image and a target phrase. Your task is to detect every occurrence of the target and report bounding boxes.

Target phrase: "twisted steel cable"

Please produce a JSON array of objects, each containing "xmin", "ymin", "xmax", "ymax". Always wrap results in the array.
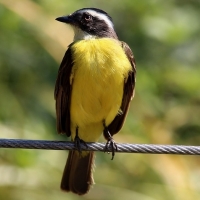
[{"xmin": 0, "ymin": 138, "xmax": 200, "ymax": 155}]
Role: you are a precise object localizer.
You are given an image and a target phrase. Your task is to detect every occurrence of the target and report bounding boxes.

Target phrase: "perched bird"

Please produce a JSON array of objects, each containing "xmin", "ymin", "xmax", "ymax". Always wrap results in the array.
[{"xmin": 55, "ymin": 8, "xmax": 136, "ymax": 195}]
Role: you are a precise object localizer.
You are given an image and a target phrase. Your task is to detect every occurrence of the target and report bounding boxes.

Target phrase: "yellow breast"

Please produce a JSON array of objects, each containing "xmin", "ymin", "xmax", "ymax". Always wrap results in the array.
[{"xmin": 70, "ymin": 38, "xmax": 132, "ymax": 141}]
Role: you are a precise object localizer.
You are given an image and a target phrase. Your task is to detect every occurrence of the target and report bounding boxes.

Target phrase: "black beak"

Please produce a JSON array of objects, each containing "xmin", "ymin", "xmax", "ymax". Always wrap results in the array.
[{"xmin": 55, "ymin": 15, "xmax": 74, "ymax": 24}]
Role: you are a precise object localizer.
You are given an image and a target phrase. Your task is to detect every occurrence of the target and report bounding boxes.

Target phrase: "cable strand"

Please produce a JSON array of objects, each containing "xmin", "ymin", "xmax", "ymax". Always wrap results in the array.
[{"xmin": 0, "ymin": 139, "xmax": 200, "ymax": 155}]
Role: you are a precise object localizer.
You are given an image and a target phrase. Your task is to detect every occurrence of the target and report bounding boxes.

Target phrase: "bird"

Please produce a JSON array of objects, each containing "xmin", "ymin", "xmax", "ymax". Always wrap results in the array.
[{"xmin": 54, "ymin": 8, "xmax": 136, "ymax": 195}]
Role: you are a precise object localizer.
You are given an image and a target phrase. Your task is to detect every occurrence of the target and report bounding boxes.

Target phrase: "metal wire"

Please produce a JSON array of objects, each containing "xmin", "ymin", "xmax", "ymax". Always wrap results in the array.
[{"xmin": 0, "ymin": 138, "xmax": 200, "ymax": 155}]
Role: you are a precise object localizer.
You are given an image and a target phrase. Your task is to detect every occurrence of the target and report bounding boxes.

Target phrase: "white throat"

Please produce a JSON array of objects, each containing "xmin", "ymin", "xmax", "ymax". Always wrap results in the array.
[{"xmin": 73, "ymin": 27, "xmax": 96, "ymax": 41}]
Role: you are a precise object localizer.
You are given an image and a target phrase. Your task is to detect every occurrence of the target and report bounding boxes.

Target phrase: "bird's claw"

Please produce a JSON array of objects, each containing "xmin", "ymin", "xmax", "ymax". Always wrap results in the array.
[{"xmin": 104, "ymin": 137, "xmax": 118, "ymax": 160}]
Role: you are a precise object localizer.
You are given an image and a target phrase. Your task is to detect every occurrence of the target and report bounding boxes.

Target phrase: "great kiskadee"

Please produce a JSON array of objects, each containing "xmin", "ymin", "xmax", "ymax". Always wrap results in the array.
[{"xmin": 55, "ymin": 8, "xmax": 136, "ymax": 195}]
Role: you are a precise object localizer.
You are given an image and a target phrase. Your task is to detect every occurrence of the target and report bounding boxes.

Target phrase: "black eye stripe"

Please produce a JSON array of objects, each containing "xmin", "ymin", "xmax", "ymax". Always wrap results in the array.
[{"xmin": 83, "ymin": 13, "xmax": 92, "ymax": 21}]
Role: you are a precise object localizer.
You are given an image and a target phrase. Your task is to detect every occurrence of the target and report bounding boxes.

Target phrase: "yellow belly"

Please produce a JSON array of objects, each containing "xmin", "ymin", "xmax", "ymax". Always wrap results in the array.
[{"xmin": 70, "ymin": 38, "xmax": 132, "ymax": 142}]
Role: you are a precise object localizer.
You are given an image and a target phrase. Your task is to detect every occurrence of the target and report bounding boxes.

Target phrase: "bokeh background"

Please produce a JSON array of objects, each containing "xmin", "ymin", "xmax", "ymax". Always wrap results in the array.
[{"xmin": 0, "ymin": 0, "xmax": 200, "ymax": 199}]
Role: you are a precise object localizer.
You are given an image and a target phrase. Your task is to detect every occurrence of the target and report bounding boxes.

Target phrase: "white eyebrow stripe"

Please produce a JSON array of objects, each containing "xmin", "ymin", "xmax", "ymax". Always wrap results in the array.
[{"xmin": 82, "ymin": 10, "xmax": 114, "ymax": 29}]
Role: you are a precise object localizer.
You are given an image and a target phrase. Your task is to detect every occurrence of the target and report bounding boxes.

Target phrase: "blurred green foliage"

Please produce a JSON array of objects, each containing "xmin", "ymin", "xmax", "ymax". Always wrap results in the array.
[{"xmin": 0, "ymin": 0, "xmax": 200, "ymax": 200}]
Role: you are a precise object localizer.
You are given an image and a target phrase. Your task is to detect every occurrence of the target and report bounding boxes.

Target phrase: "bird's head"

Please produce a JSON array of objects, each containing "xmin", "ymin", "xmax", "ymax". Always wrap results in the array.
[{"xmin": 56, "ymin": 8, "xmax": 118, "ymax": 41}]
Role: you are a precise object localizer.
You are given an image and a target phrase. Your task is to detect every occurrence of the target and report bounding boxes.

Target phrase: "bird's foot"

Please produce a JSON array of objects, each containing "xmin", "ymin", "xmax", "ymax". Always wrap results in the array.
[
  {"xmin": 103, "ymin": 124, "xmax": 118, "ymax": 160},
  {"xmin": 104, "ymin": 137, "xmax": 118, "ymax": 160},
  {"xmin": 74, "ymin": 127, "xmax": 88, "ymax": 154}
]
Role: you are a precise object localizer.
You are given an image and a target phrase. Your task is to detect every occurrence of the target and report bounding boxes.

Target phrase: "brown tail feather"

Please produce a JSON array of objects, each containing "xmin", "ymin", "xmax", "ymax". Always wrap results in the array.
[{"xmin": 61, "ymin": 150, "xmax": 94, "ymax": 195}]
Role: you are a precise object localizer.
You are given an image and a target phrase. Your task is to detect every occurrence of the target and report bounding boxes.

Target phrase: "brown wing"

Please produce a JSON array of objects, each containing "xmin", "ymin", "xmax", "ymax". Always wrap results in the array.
[
  {"xmin": 54, "ymin": 45, "xmax": 73, "ymax": 136},
  {"xmin": 106, "ymin": 41, "xmax": 136, "ymax": 136}
]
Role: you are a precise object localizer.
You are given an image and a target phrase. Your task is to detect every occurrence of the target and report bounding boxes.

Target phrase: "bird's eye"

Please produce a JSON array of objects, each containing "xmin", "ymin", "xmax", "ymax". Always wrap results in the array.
[{"xmin": 84, "ymin": 13, "xmax": 92, "ymax": 21}]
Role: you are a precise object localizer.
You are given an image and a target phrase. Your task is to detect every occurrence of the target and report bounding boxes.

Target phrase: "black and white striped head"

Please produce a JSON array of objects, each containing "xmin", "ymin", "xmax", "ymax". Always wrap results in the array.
[{"xmin": 56, "ymin": 8, "xmax": 118, "ymax": 40}]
